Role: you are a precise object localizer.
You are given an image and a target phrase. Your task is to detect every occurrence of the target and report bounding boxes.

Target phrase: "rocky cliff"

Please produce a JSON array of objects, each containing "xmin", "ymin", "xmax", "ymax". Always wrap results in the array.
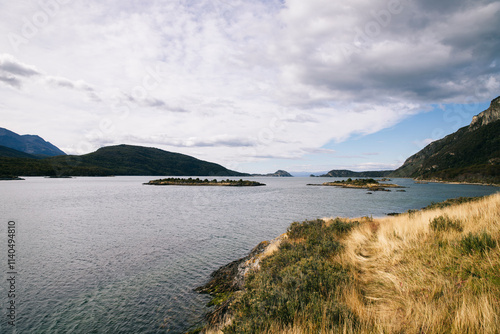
[{"xmin": 391, "ymin": 96, "xmax": 500, "ymax": 184}]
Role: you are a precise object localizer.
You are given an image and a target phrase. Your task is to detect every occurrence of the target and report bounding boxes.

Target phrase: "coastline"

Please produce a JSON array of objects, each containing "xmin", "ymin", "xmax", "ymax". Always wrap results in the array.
[
  {"xmin": 416, "ymin": 179, "xmax": 500, "ymax": 187},
  {"xmin": 193, "ymin": 193, "xmax": 500, "ymax": 333}
]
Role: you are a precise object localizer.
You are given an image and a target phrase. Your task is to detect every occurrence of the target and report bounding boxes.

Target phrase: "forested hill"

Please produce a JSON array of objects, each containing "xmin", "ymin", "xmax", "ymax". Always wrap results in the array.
[
  {"xmin": 391, "ymin": 96, "xmax": 500, "ymax": 184},
  {"xmin": 0, "ymin": 144, "xmax": 249, "ymax": 177}
]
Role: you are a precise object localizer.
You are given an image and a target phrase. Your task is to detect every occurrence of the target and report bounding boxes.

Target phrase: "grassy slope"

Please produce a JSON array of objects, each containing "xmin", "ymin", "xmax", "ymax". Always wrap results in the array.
[{"xmin": 207, "ymin": 193, "xmax": 500, "ymax": 333}]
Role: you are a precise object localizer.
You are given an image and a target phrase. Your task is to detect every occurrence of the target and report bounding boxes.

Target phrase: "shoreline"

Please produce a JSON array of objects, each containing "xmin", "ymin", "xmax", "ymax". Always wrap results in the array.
[
  {"xmin": 307, "ymin": 178, "xmax": 404, "ymax": 192},
  {"xmin": 193, "ymin": 193, "xmax": 500, "ymax": 333},
  {"xmin": 416, "ymin": 179, "xmax": 500, "ymax": 187}
]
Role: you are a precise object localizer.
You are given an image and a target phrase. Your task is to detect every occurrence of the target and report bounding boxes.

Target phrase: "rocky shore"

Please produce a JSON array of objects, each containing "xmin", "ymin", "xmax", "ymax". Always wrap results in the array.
[
  {"xmin": 194, "ymin": 234, "xmax": 287, "ymax": 333},
  {"xmin": 192, "ymin": 194, "xmax": 500, "ymax": 333}
]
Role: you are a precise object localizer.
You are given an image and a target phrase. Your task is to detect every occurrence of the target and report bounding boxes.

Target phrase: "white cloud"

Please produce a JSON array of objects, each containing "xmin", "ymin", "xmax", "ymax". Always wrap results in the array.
[{"xmin": 0, "ymin": 0, "xmax": 498, "ymax": 172}]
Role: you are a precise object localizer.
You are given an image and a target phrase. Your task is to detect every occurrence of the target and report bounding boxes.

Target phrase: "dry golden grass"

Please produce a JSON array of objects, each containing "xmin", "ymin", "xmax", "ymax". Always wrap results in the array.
[
  {"xmin": 203, "ymin": 193, "xmax": 499, "ymax": 333},
  {"xmin": 334, "ymin": 192, "xmax": 500, "ymax": 334}
]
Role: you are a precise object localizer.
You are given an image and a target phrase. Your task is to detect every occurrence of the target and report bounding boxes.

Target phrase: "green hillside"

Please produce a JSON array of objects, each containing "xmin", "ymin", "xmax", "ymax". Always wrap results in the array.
[
  {"xmin": 391, "ymin": 97, "xmax": 500, "ymax": 184},
  {"xmin": 0, "ymin": 144, "xmax": 248, "ymax": 177},
  {"xmin": 0, "ymin": 145, "xmax": 40, "ymax": 159}
]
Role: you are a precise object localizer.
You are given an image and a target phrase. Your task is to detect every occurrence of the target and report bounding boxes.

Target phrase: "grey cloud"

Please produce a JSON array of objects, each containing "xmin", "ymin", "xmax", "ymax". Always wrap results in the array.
[
  {"xmin": 174, "ymin": 137, "xmax": 256, "ymax": 148},
  {"xmin": 0, "ymin": 54, "xmax": 41, "ymax": 88},
  {"xmin": 124, "ymin": 135, "xmax": 256, "ymax": 148},
  {"xmin": 301, "ymin": 147, "xmax": 336, "ymax": 155},
  {"xmin": 0, "ymin": 75, "xmax": 22, "ymax": 88},
  {"xmin": 46, "ymin": 76, "xmax": 95, "ymax": 92},
  {"xmin": 0, "ymin": 57, "xmax": 40, "ymax": 77},
  {"xmin": 281, "ymin": 0, "xmax": 500, "ymax": 105},
  {"xmin": 123, "ymin": 93, "xmax": 189, "ymax": 112},
  {"xmin": 253, "ymin": 154, "xmax": 302, "ymax": 160},
  {"xmin": 285, "ymin": 114, "xmax": 318, "ymax": 123},
  {"xmin": 415, "ymin": 0, "xmax": 496, "ymax": 14}
]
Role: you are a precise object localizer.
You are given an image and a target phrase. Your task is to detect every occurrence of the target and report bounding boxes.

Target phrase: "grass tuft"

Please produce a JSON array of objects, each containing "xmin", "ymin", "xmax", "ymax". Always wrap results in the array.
[
  {"xmin": 460, "ymin": 231, "xmax": 496, "ymax": 255},
  {"xmin": 429, "ymin": 215, "xmax": 464, "ymax": 232}
]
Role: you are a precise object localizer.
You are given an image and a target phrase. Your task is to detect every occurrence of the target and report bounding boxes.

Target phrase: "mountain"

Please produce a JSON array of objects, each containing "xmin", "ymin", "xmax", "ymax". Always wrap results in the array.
[
  {"xmin": 391, "ymin": 96, "xmax": 500, "ymax": 184},
  {"xmin": 0, "ymin": 145, "xmax": 40, "ymax": 159},
  {"xmin": 0, "ymin": 128, "xmax": 66, "ymax": 157},
  {"xmin": 0, "ymin": 144, "xmax": 249, "ymax": 177},
  {"xmin": 319, "ymin": 169, "xmax": 393, "ymax": 178},
  {"xmin": 252, "ymin": 170, "xmax": 293, "ymax": 177}
]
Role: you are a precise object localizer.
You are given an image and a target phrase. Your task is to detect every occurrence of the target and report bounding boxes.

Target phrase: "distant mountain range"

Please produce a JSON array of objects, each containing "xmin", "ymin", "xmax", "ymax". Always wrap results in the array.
[
  {"xmin": 0, "ymin": 128, "xmax": 66, "ymax": 157},
  {"xmin": 0, "ymin": 144, "xmax": 248, "ymax": 177},
  {"xmin": 392, "ymin": 96, "xmax": 500, "ymax": 184},
  {"xmin": 2, "ymin": 96, "xmax": 499, "ymax": 182}
]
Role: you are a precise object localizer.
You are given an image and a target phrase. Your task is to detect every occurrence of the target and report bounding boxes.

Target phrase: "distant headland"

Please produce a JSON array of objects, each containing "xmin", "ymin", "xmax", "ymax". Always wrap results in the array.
[{"xmin": 308, "ymin": 178, "xmax": 404, "ymax": 191}]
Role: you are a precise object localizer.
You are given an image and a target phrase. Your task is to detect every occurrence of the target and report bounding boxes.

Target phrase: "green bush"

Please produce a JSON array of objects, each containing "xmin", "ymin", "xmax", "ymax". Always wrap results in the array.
[
  {"xmin": 287, "ymin": 218, "xmax": 356, "ymax": 240},
  {"xmin": 429, "ymin": 215, "xmax": 463, "ymax": 232},
  {"xmin": 424, "ymin": 197, "xmax": 483, "ymax": 210},
  {"xmin": 460, "ymin": 231, "xmax": 496, "ymax": 255},
  {"xmin": 225, "ymin": 219, "xmax": 357, "ymax": 333}
]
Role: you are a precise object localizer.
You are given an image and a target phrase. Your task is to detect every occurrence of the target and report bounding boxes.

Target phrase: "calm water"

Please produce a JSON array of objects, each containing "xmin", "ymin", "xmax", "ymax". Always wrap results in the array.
[{"xmin": 0, "ymin": 177, "xmax": 498, "ymax": 333}]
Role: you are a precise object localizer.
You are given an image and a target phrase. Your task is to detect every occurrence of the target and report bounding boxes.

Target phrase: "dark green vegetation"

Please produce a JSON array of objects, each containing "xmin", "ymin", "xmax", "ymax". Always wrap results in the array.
[
  {"xmin": 460, "ymin": 231, "xmax": 497, "ymax": 255},
  {"xmin": 429, "ymin": 215, "xmax": 464, "ymax": 232},
  {"xmin": 392, "ymin": 96, "xmax": 500, "ymax": 184},
  {"xmin": 146, "ymin": 177, "xmax": 265, "ymax": 186},
  {"xmin": 0, "ymin": 127, "xmax": 66, "ymax": 157},
  {"xmin": 0, "ymin": 175, "xmax": 24, "ymax": 180},
  {"xmin": 0, "ymin": 145, "xmax": 41, "ymax": 159},
  {"xmin": 318, "ymin": 169, "xmax": 393, "ymax": 177},
  {"xmin": 389, "ymin": 196, "xmax": 486, "ymax": 217},
  {"xmin": 309, "ymin": 178, "xmax": 403, "ymax": 191},
  {"xmin": 224, "ymin": 219, "xmax": 358, "ymax": 333},
  {"xmin": 0, "ymin": 144, "xmax": 248, "ymax": 177},
  {"xmin": 423, "ymin": 196, "xmax": 484, "ymax": 210},
  {"xmin": 330, "ymin": 178, "xmax": 379, "ymax": 185}
]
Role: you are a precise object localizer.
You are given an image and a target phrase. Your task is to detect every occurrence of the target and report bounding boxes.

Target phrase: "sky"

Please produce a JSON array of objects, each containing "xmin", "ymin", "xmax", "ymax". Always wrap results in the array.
[{"xmin": 0, "ymin": 0, "xmax": 499, "ymax": 174}]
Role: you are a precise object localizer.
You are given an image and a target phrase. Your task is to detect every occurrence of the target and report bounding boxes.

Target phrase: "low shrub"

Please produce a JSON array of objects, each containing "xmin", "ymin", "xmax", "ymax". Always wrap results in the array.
[
  {"xmin": 225, "ymin": 219, "xmax": 357, "ymax": 333},
  {"xmin": 460, "ymin": 231, "xmax": 496, "ymax": 255},
  {"xmin": 424, "ymin": 196, "xmax": 483, "ymax": 210},
  {"xmin": 429, "ymin": 215, "xmax": 463, "ymax": 232}
]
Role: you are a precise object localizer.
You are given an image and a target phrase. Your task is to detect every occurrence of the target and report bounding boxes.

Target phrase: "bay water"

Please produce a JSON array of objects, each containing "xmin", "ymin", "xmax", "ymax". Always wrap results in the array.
[{"xmin": 0, "ymin": 176, "xmax": 498, "ymax": 333}]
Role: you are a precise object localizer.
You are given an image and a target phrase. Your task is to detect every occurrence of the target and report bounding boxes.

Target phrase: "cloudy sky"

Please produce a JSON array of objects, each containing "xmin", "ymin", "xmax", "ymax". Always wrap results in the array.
[{"xmin": 1, "ymin": 0, "xmax": 499, "ymax": 174}]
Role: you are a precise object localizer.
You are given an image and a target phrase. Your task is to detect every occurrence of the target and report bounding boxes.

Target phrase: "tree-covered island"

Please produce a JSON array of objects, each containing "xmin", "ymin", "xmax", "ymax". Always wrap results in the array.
[
  {"xmin": 145, "ymin": 177, "xmax": 265, "ymax": 186},
  {"xmin": 308, "ymin": 178, "xmax": 404, "ymax": 191}
]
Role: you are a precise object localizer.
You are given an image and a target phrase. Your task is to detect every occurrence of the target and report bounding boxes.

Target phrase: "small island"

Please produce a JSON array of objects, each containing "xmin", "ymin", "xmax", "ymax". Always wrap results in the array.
[
  {"xmin": 308, "ymin": 178, "xmax": 404, "ymax": 191},
  {"xmin": 145, "ymin": 177, "xmax": 266, "ymax": 187},
  {"xmin": 251, "ymin": 170, "xmax": 293, "ymax": 177},
  {"xmin": 0, "ymin": 175, "xmax": 24, "ymax": 181}
]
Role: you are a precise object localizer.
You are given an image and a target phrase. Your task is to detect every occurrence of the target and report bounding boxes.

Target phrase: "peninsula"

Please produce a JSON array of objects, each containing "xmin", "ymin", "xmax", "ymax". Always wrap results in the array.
[
  {"xmin": 195, "ymin": 193, "xmax": 500, "ymax": 333},
  {"xmin": 308, "ymin": 178, "xmax": 404, "ymax": 191},
  {"xmin": 145, "ymin": 177, "xmax": 265, "ymax": 187}
]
